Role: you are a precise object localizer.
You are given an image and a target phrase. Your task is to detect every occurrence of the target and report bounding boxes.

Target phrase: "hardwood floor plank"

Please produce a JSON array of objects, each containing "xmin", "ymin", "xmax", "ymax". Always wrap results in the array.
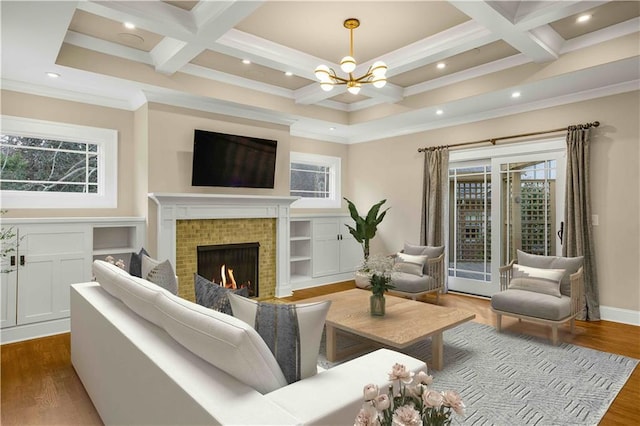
[{"xmin": 2, "ymin": 282, "xmax": 638, "ymax": 425}]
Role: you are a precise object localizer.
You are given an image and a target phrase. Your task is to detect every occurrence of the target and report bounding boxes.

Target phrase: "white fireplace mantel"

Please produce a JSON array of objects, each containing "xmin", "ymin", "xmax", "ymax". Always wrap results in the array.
[{"xmin": 148, "ymin": 193, "xmax": 298, "ymax": 297}]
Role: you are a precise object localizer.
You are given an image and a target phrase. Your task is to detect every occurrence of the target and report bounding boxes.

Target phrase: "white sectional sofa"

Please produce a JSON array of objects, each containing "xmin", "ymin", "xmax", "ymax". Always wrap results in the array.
[{"xmin": 71, "ymin": 261, "xmax": 427, "ymax": 425}]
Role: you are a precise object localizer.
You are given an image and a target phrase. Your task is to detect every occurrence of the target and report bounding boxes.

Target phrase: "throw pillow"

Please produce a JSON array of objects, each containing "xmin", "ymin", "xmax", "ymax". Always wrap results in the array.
[
  {"xmin": 141, "ymin": 255, "xmax": 178, "ymax": 295},
  {"xmin": 193, "ymin": 273, "xmax": 249, "ymax": 315},
  {"xmin": 228, "ymin": 293, "xmax": 330, "ymax": 382},
  {"xmin": 508, "ymin": 264, "xmax": 565, "ymax": 297},
  {"xmin": 396, "ymin": 252, "xmax": 427, "ymax": 266},
  {"xmin": 129, "ymin": 247, "xmax": 149, "ymax": 278},
  {"xmin": 516, "ymin": 250, "xmax": 583, "ymax": 296},
  {"xmin": 393, "ymin": 260, "xmax": 424, "ymax": 277}
]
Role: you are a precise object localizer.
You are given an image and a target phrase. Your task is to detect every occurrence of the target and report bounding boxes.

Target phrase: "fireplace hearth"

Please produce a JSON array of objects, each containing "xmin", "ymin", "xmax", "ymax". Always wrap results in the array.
[{"xmin": 197, "ymin": 242, "xmax": 260, "ymax": 297}]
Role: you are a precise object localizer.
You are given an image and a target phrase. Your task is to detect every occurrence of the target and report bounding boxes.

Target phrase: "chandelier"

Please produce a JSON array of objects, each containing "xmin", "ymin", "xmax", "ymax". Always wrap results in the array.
[{"xmin": 314, "ymin": 18, "xmax": 387, "ymax": 95}]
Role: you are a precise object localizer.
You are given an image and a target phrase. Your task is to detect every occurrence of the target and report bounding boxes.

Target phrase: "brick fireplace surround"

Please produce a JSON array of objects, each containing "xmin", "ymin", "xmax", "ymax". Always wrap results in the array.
[{"xmin": 148, "ymin": 193, "xmax": 298, "ymax": 300}]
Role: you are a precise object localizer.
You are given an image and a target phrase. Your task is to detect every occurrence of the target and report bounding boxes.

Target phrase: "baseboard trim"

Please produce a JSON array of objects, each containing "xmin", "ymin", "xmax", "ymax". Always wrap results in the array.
[
  {"xmin": 600, "ymin": 305, "xmax": 640, "ymax": 326},
  {"xmin": 1, "ymin": 318, "xmax": 70, "ymax": 344}
]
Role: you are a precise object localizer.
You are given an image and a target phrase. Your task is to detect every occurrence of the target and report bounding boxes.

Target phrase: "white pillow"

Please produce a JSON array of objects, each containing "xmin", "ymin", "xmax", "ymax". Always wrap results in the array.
[
  {"xmin": 228, "ymin": 293, "xmax": 330, "ymax": 380},
  {"xmin": 396, "ymin": 252, "xmax": 427, "ymax": 266},
  {"xmin": 508, "ymin": 264, "xmax": 565, "ymax": 297},
  {"xmin": 393, "ymin": 261, "xmax": 424, "ymax": 276},
  {"xmin": 142, "ymin": 255, "xmax": 178, "ymax": 295}
]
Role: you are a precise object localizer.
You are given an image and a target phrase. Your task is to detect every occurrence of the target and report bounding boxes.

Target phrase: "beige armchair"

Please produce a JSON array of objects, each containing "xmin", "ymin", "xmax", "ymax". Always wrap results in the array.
[{"xmin": 491, "ymin": 250, "xmax": 584, "ymax": 345}]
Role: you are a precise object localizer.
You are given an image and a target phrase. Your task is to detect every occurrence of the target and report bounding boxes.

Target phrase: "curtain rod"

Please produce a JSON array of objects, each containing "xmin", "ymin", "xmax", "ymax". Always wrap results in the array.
[{"xmin": 417, "ymin": 121, "xmax": 600, "ymax": 153}]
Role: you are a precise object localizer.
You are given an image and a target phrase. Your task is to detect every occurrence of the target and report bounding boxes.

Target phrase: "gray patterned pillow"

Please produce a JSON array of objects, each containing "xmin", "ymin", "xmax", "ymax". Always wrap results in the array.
[
  {"xmin": 194, "ymin": 273, "xmax": 249, "ymax": 315},
  {"xmin": 142, "ymin": 255, "xmax": 178, "ymax": 295}
]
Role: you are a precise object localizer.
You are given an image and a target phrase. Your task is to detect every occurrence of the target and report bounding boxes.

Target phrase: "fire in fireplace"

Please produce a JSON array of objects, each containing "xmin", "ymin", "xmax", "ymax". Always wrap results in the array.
[{"xmin": 197, "ymin": 242, "xmax": 259, "ymax": 297}]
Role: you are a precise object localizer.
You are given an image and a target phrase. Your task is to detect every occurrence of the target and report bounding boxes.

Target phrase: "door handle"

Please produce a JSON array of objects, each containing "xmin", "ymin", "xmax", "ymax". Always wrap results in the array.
[
  {"xmin": 19, "ymin": 255, "xmax": 25, "ymax": 266},
  {"xmin": 10, "ymin": 255, "xmax": 16, "ymax": 266},
  {"xmin": 557, "ymin": 221, "xmax": 564, "ymax": 244}
]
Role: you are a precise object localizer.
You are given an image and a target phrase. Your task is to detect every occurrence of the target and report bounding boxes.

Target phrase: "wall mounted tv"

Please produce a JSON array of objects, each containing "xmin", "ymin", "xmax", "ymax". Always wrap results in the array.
[{"xmin": 191, "ymin": 129, "xmax": 277, "ymax": 188}]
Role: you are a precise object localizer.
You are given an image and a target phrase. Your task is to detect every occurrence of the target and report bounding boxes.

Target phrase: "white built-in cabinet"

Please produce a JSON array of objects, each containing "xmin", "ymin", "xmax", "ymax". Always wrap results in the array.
[
  {"xmin": 0, "ymin": 217, "xmax": 145, "ymax": 343},
  {"xmin": 289, "ymin": 215, "xmax": 363, "ymax": 290}
]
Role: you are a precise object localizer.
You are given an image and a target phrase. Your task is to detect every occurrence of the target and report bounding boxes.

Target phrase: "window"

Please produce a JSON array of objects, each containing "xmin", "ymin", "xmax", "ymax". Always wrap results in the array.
[
  {"xmin": 290, "ymin": 152, "xmax": 341, "ymax": 208},
  {"xmin": 0, "ymin": 116, "xmax": 117, "ymax": 208}
]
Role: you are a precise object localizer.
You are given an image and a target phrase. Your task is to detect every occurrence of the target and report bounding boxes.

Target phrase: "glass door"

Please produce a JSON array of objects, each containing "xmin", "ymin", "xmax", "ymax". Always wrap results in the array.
[{"xmin": 448, "ymin": 149, "xmax": 565, "ymax": 297}]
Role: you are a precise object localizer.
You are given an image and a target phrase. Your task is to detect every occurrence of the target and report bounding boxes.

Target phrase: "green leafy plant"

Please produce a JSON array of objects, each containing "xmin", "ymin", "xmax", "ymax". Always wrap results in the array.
[{"xmin": 344, "ymin": 198, "xmax": 389, "ymax": 260}]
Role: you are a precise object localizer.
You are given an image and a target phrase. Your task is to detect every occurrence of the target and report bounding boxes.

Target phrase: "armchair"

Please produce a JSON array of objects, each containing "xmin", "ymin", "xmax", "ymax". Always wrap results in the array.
[
  {"xmin": 388, "ymin": 243, "xmax": 445, "ymax": 304},
  {"xmin": 490, "ymin": 250, "xmax": 584, "ymax": 345}
]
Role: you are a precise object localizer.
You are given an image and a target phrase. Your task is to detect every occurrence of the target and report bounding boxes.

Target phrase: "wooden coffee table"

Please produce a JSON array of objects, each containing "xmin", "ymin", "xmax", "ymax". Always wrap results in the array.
[{"xmin": 304, "ymin": 289, "xmax": 475, "ymax": 370}]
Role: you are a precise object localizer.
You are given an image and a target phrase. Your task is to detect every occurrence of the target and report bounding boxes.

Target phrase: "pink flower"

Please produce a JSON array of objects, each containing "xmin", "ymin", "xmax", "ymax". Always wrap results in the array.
[
  {"xmin": 115, "ymin": 259, "xmax": 126, "ymax": 270},
  {"xmin": 391, "ymin": 405, "xmax": 422, "ymax": 426},
  {"xmin": 422, "ymin": 390, "xmax": 444, "ymax": 408},
  {"xmin": 442, "ymin": 390, "xmax": 465, "ymax": 416},
  {"xmin": 354, "ymin": 403, "xmax": 380, "ymax": 426},
  {"xmin": 374, "ymin": 394, "xmax": 390, "ymax": 411},
  {"xmin": 415, "ymin": 371, "xmax": 433, "ymax": 386},
  {"xmin": 363, "ymin": 384, "xmax": 379, "ymax": 401},
  {"xmin": 388, "ymin": 363, "xmax": 414, "ymax": 384},
  {"xmin": 105, "ymin": 255, "xmax": 115, "ymax": 264}
]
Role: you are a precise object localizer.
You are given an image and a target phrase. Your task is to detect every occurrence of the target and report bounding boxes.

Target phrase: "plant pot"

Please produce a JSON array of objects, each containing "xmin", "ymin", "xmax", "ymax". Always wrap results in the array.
[
  {"xmin": 370, "ymin": 294, "xmax": 385, "ymax": 316},
  {"xmin": 354, "ymin": 270, "xmax": 371, "ymax": 289}
]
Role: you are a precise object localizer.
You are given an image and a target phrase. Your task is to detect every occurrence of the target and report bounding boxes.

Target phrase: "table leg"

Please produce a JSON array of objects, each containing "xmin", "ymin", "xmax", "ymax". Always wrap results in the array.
[
  {"xmin": 326, "ymin": 325, "xmax": 337, "ymax": 362},
  {"xmin": 431, "ymin": 332, "xmax": 443, "ymax": 370}
]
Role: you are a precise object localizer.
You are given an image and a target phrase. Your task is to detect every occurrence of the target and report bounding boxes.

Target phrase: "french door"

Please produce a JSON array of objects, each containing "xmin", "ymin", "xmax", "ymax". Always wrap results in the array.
[{"xmin": 447, "ymin": 143, "xmax": 566, "ymax": 297}]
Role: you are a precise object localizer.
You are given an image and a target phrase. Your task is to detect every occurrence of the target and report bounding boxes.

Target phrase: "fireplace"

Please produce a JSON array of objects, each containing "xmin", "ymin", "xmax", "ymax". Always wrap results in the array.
[{"xmin": 197, "ymin": 242, "xmax": 260, "ymax": 297}]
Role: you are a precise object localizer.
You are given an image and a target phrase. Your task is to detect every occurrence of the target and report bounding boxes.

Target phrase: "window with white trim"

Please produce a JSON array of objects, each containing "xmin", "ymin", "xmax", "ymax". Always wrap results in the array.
[
  {"xmin": 0, "ymin": 116, "xmax": 117, "ymax": 209},
  {"xmin": 290, "ymin": 152, "xmax": 341, "ymax": 208}
]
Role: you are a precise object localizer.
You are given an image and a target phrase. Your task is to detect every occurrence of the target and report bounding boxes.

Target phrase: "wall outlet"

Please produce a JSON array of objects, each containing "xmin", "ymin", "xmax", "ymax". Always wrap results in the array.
[{"xmin": 592, "ymin": 214, "xmax": 599, "ymax": 226}]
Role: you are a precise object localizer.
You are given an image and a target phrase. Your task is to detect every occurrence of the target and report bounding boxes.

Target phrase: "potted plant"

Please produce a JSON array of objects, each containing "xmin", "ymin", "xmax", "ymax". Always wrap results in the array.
[
  {"xmin": 344, "ymin": 198, "xmax": 389, "ymax": 261},
  {"xmin": 364, "ymin": 255, "xmax": 395, "ymax": 316}
]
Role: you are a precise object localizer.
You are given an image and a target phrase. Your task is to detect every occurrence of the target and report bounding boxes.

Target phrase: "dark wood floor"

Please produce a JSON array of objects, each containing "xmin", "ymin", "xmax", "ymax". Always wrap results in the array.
[{"xmin": 2, "ymin": 282, "xmax": 638, "ymax": 425}]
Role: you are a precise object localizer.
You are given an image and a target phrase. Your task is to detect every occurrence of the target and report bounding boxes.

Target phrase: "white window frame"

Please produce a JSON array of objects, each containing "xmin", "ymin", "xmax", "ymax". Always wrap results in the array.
[
  {"xmin": 0, "ymin": 115, "xmax": 117, "ymax": 209},
  {"xmin": 290, "ymin": 152, "xmax": 341, "ymax": 209}
]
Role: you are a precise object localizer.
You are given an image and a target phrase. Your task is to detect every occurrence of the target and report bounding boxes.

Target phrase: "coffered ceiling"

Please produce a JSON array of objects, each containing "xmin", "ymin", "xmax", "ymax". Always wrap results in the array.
[{"xmin": 1, "ymin": 1, "xmax": 639, "ymax": 143}]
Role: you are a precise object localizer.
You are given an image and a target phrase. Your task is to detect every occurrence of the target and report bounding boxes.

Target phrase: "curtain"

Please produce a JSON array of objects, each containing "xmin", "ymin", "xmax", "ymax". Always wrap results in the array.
[
  {"xmin": 420, "ymin": 147, "xmax": 449, "ymax": 247},
  {"xmin": 564, "ymin": 127, "xmax": 600, "ymax": 321}
]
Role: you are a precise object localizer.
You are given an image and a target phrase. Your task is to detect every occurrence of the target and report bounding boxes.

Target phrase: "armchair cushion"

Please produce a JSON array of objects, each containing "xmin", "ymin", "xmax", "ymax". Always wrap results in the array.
[
  {"xmin": 393, "ymin": 261, "xmax": 424, "ymax": 277},
  {"xmin": 508, "ymin": 264, "xmax": 565, "ymax": 298},
  {"xmin": 403, "ymin": 243, "xmax": 444, "ymax": 259},
  {"xmin": 517, "ymin": 250, "xmax": 583, "ymax": 297},
  {"xmin": 391, "ymin": 271, "xmax": 437, "ymax": 294},
  {"xmin": 491, "ymin": 289, "xmax": 572, "ymax": 321}
]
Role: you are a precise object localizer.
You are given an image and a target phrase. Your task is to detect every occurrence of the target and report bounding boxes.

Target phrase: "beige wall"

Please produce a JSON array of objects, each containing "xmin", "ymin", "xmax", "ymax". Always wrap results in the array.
[
  {"xmin": 0, "ymin": 90, "xmax": 137, "ymax": 218},
  {"xmin": 347, "ymin": 91, "xmax": 640, "ymax": 312}
]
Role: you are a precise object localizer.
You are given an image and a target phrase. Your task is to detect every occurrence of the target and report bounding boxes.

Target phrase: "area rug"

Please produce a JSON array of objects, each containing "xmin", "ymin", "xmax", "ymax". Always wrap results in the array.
[{"xmin": 318, "ymin": 322, "xmax": 638, "ymax": 425}]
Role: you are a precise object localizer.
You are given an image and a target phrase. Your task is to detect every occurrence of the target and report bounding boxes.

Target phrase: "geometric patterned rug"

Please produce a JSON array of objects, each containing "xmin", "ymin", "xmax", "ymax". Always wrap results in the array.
[{"xmin": 318, "ymin": 322, "xmax": 638, "ymax": 425}]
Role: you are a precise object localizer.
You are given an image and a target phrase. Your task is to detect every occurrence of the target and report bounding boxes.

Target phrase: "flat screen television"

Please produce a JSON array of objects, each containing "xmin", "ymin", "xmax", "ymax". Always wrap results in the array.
[{"xmin": 191, "ymin": 129, "xmax": 277, "ymax": 188}]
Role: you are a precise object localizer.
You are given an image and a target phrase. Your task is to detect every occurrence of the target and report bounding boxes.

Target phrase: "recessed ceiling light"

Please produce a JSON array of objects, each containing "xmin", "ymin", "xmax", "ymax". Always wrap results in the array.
[
  {"xmin": 511, "ymin": 91, "xmax": 521, "ymax": 98},
  {"xmin": 437, "ymin": 63, "xmax": 446, "ymax": 70},
  {"xmin": 242, "ymin": 59, "xmax": 251, "ymax": 65},
  {"xmin": 577, "ymin": 14, "xmax": 591, "ymax": 23},
  {"xmin": 46, "ymin": 72, "xmax": 60, "ymax": 78},
  {"xmin": 124, "ymin": 22, "xmax": 136, "ymax": 30},
  {"xmin": 285, "ymin": 71, "xmax": 293, "ymax": 76},
  {"xmin": 329, "ymin": 127, "xmax": 336, "ymax": 131},
  {"xmin": 436, "ymin": 109, "xmax": 443, "ymax": 115}
]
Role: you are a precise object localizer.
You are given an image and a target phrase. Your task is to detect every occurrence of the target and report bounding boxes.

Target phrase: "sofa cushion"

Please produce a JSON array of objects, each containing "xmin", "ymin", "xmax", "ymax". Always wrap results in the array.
[
  {"xmin": 194, "ymin": 273, "xmax": 248, "ymax": 315},
  {"xmin": 517, "ymin": 250, "xmax": 583, "ymax": 297},
  {"xmin": 403, "ymin": 243, "xmax": 444, "ymax": 259},
  {"xmin": 228, "ymin": 293, "xmax": 330, "ymax": 381},
  {"xmin": 155, "ymin": 291, "xmax": 287, "ymax": 394},
  {"xmin": 391, "ymin": 271, "xmax": 436, "ymax": 294},
  {"xmin": 129, "ymin": 247, "xmax": 149, "ymax": 278},
  {"xmin": 141, "ymin": 255, "xmax": 178, "ymax": 295},
  {"xmin": 93, "ymin": 260, "xmax": 168, "ymax": 325},
  {"xmin": 491, "ymin": 289, "xmax": 571, "ymax": 321},
  {"xmin": 509, "ymin": 264, "xmax": 565, "ymax": 298}
]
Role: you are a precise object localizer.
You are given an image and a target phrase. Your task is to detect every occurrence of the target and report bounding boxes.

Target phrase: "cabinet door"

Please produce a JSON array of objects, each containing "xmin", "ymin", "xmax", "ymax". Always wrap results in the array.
[
  {"xmin": 17, "ymin": 225, "xmax": 91, "ymax": 325},
  {"xmin": 312, "ymin": 219, "xmax": 341, "ymax": 277},
  {"xmin": 339, "ymin": 218, "xmax": 364, "ymax": 273},
  {"xmin": 1, "ymin": 269, "xmax": 17, "ymax": 328}
]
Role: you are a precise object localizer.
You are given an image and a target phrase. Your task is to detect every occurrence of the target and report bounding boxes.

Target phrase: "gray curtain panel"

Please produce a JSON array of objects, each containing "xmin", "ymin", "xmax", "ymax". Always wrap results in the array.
[
  {"xmin": 564, "ymin": 127, "xmax": 600, "ymax": 321},
  {"xmin": 420, "ymin": 147, "xmax": 449, "ymax": 247}
]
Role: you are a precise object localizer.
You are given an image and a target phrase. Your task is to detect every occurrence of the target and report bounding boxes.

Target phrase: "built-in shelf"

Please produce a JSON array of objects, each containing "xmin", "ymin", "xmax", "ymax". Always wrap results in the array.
[{"xmin": 290, "ymin": 219, "xmax": 312, "ymax": 286}]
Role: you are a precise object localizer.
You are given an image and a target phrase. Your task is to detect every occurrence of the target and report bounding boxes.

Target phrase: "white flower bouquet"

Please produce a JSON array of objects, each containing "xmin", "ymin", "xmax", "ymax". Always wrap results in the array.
[{"xmin": 355, "ymin": 363, "xmax": 465, "ymax": 426}]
